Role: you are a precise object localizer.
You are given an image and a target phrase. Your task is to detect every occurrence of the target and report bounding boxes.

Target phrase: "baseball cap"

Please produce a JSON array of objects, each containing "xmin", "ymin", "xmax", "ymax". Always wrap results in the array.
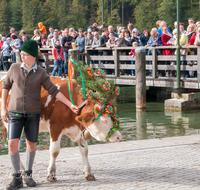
[{"xmin": 19, "ymin": 30, "xmax": 26, "ymax": 35}]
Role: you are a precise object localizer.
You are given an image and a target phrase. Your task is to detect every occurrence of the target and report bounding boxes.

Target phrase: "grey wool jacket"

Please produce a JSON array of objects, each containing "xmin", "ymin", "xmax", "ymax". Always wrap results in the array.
[
  {"xmin": 92, "ymin": 37, "xmax": 102, "ymax": 48},
  {"xmin": 2, "ymin": 63, "xmax": 60, "ymax": 114}
]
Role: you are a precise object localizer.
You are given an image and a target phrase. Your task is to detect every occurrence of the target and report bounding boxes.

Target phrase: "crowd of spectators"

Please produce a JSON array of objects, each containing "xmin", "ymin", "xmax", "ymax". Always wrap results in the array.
[{"xmin": 0, "ymin": 19, "xmax": 200, "ymax": 77}]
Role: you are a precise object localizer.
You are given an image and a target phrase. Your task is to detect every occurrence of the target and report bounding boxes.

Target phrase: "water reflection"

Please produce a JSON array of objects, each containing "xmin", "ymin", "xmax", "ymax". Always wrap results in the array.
[{"xmin": 136, "ymin": 111, "xmax": 147, "ymax": 140}]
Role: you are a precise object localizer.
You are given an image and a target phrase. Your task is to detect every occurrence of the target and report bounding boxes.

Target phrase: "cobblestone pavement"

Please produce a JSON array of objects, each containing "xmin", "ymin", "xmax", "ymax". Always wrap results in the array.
[{"xmin": 1, "ymin": 135, "xmax": 200, "ymax": 190}]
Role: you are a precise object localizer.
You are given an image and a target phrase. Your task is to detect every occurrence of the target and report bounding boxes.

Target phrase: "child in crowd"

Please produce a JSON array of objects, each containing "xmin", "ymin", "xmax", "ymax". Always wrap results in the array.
[
  {"xmin": 52, "ymin": 40, "xmax": 64, "ymax": 77},
  {"xmin": 129, "ymin": 42, "xmax": 138, "ymax": 76},
  {"xmin": 41, "ymin": 35, "xmax": 48, "ymax": 48}
]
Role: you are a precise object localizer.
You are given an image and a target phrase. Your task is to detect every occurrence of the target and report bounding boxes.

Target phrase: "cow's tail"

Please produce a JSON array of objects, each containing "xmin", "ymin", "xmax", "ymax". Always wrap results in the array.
[{"xmin": 1, "ymin": 121, "xmax": 7, "ymax": 143}]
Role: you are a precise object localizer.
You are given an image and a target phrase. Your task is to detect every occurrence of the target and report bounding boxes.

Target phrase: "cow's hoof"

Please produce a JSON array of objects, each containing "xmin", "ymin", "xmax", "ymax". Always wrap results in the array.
[
  {"xmin": 86, "ymin": 174, "xmax": 96, "ymax": 181},
  {"xmin": 47, "ymin": 176, "xmax": 57, "ymax": 182}
]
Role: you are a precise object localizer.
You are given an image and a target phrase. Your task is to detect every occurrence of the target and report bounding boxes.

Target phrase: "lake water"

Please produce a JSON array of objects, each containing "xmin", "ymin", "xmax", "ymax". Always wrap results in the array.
[{"xmin": 1, "ymin": 87, "xmax": 200, "ymax": 155}]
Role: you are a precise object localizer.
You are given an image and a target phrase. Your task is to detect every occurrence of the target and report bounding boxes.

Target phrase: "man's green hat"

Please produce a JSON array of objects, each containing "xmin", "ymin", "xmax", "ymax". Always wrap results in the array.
[{"xmin": 19, "ymin": 40, "xmax": 38, "ymax": 58}]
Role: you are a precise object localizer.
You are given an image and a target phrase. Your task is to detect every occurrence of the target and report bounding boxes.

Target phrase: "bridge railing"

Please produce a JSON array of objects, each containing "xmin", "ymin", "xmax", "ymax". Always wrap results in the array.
[
  {"xmin": 84, "ymin": 45, "xmax": 200, "ymax": 80},
  {"xmin": 1, "ymin": 46, "xmax": 199, "ymax": 80}
]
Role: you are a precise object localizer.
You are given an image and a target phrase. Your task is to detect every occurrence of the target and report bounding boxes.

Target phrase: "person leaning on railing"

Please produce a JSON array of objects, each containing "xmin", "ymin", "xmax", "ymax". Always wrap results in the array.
[
  {"xmin": 161, "ymin": 26, "xmax": 173, "ymax": 77},
  {"xmin": 75, "ymin": 28, "xmax": 85, "ymax": 61},
  {"xmin": 145, "ymin": 28, "xmax": 163, "ymax": 77},
  {"xmin": 85, "ymin": 31, "xmax": 93, "ymax": 64},
  {"xmin": 91, "ymin": 31, "xmax": 102, "ymax": 64},
  {"xmin": 186, "ymin": 24, "xmax": 200, "ymax": 77},
  {"xmin": 120, "ymin": 29, "xmax": 132, "ymax": 75},
  {"xmin": 100, "ymin": 28, "xmax": 110, "ymax": 64},
  {"xmin": 173, "ymin": 28, "xmax": 189, "ymax": 78},
  {"xmin": 106, "ymin": 33, "xmax": 121, "ymax": 74}
]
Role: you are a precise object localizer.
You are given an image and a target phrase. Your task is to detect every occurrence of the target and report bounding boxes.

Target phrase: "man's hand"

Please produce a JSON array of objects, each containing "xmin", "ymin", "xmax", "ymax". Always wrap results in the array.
[
  {"xmin": 1, "ymin": 107, "xmax": 8, "ymax": 123},
  {"xmin": 70, "ymin": 105, "xmax": 79, "ymax": 114}
]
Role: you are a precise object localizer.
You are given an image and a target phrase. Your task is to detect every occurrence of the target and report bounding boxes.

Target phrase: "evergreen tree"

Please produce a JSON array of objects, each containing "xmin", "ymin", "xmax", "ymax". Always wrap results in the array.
[
  {"xmin": 66, "ymin": 0, "xmax": 88, "ymax": 31},
  {"xmin": 22, "ymin": 0, "xmax": 42, "ymax": 36},
  {"xmin": 157, "ymin": 0, "xmax": 176, "ymax": 28},
  {"xmin": 0, "ymin": 0, "xmax": 10, "ymax": 35},
  {"xmin": 134, "ymin": 0, "xmax": 159, "ymax": 31},
  {"xmin": 10, "ymin": 0, "xmax": 23, "ymax": 32}
]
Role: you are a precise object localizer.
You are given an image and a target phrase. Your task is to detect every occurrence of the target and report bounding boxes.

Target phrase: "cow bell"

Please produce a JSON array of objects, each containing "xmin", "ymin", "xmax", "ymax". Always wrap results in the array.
[{"xmin": 83, "ymin": 129, "xmax": 93, "ymax": 141}]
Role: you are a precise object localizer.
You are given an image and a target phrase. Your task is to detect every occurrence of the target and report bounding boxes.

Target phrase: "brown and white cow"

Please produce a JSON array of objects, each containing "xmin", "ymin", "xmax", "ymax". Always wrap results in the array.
[{"xmin": 0, "ymin": 76, "xmax": 122, "ymax": 181}]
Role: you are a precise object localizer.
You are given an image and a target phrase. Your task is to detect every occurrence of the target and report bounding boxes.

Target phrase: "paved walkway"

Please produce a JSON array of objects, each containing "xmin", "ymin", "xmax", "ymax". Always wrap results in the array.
[{"xmin": 1, "ymin": 135, "xmax": 200, "ymax": 190}]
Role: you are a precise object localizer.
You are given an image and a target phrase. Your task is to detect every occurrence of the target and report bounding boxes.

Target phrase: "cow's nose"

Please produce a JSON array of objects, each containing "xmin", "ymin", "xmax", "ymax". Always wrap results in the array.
[{"xmin": 116, "ymin": 135, "xmax": 122, "ymax": 142}]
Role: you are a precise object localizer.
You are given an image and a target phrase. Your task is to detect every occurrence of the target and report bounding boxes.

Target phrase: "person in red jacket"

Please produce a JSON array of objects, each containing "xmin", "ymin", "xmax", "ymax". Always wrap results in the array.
[
  {"xmin": 52, "ymin": 40, "xmax": 64, "ymax": 77},
  {"xmin": 0, "ymin": 34, "xmax": 3, "ymax": 48},
  {"xmin": 161, "ymin": 26, "xmax": 173, "ymax": 77}
]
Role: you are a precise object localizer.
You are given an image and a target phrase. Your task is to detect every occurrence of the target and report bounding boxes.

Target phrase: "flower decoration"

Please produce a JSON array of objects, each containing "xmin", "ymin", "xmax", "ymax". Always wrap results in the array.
[
  {"xmin": 98, "ymin": 69, "xmax": 105, "ymax": 77},
  {"xmin": 97, "ymin": 96, "xmax": 104, "ymax": 103},
  {"xmin": 88, "ymin": 67, "xmax": 94, "ymax": 76},
  {"xmin": 115, "ymin": 87, "xmax": 120, "ymax": 96},
  {"xmin": 103, "ymin": 81, "xmax": 111, "ymax": 91},
  {"xmin": 96, "ymin": 106, "xmax": 101, "ymax": 112},
  {"xmin": 86, "ymin": 90, "xmax": 94, "ymax": 99},
  {"xmin": 105, "ymin": 105, "xmax": 113, "ymax": 114},
  {"xmin": 114, "ymin": 114, "xmax": 120, "ymax": 121},
  {"xmin": 109, "ymin": 100, "xmax": 114, "ymax": 104},
  {"xmin": 112, "ymin": 104, "xmax": 116, "ymax": 112}
]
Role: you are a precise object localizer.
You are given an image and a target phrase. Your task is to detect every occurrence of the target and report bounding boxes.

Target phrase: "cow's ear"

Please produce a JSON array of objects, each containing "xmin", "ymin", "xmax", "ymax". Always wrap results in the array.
[{"xmin": 75, "ymin": 111, "xmax": 95, "ymax": 125}]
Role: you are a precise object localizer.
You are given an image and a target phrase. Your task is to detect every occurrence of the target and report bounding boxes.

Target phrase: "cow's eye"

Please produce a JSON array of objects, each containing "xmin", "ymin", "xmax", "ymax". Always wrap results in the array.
[{"xmin": 102, "ymin": 120, "xmax": 108, "ymax": 124}]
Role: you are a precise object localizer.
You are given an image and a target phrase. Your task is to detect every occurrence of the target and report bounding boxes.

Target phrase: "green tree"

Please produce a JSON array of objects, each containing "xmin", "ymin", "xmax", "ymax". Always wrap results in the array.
[
  {"xmin": 0, "ymin": 0, "xmax": 10, "ymax": 35},
  {"xmin": 10, "ymin": 0, "xmax": 23, "ymax": 32},
  {"xmin": 66, "ymin": 0, "xmax": 88, "ymax": 31},
  {"xmin": 134, "ymin": 0, "xmax": 159, "ymax": 32},
  {"xmin": 22, "ymin": 0, "xmax": 42, "ymax": 36},
  {"xmin": 157, "ymin": 0, "xmax": 176, "ymax": 28}
]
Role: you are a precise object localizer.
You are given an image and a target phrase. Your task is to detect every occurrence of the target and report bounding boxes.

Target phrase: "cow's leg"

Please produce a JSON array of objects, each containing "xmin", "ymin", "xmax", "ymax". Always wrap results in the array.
[
  {"xmin": 78, "ymin": 138, "xmax": 96, "ymax": 181},
  {"xmin": 47, "ymin": 133, "xmax": 62, "ymax": 182}
]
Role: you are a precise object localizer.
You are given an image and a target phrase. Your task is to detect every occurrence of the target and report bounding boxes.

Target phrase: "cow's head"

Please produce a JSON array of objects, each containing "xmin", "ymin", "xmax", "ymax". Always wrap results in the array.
[{"xmin": 75, "ymin": 104, "xmax": 122, "ymax": 143}]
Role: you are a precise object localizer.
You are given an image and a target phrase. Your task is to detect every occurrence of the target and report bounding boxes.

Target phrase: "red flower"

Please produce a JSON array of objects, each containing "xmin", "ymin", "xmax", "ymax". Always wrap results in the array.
[
  {"xmin": 114, "ymin": 114, "xmax": 119, "ymax": 121},
  {"xmin": 103, "ymin": 81, "xmax": 111, "ymax": 91},
  {"xmin": 98, "ymin": 69, "xmax": 105, "ymax": 77},
  {"xmin": 97, "ymin": 96, "xmax": 104, "ymax": 103},
  {"xmin": 88, "ymin": 67, "xmax": 94, "ymax": 76},
  {"xmin": 86, "ymin": 90, "xmax": 94, "ymax": 99},
  {"xmin": 115, "ymin": 87, "xmax": 120, "ymax": 96},
  {"xmin": 96, "ymin": 106, "xmax": 101, "ymax": 112},
  {"xmin": 105, "ymin": 105, "xmax": 113, "ymax": 114}
]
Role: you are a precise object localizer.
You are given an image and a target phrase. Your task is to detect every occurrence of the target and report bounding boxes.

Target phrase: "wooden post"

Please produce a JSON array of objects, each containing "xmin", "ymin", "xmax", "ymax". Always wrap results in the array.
[
  {"xmin": 114, "ymin": 49, "xmax": 120, "ymax": 77},
  {"xmin": 152, "ymin": 48, "xmax": 157, "ymax": 78},
  {"xmin": 135, "ymin": 48, "xmax": 146, "ymax": 111},
  {"xmin": 84, "ymin": 49, "xmax": 90, "ymax": 65},
  {"xmin": 68, "ymin": 49, "xmax": 79, "ymax": 79}
]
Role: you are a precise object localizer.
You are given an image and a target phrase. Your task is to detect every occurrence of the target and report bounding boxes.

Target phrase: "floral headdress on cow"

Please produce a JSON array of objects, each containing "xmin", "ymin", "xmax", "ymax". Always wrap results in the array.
[{"xmin": 69, "ymin": 59, "xmax": 121, "ymax": 142}]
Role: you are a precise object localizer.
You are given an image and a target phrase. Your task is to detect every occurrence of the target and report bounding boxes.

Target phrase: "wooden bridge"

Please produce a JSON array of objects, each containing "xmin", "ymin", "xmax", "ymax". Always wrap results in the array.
[
  {"xmin": 83, "ymin": 46, "xmax": 200, "ymax": 90},
  {"xmin": 1, "ymin": 46, "xmax": 200, "ymax": 90}
]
